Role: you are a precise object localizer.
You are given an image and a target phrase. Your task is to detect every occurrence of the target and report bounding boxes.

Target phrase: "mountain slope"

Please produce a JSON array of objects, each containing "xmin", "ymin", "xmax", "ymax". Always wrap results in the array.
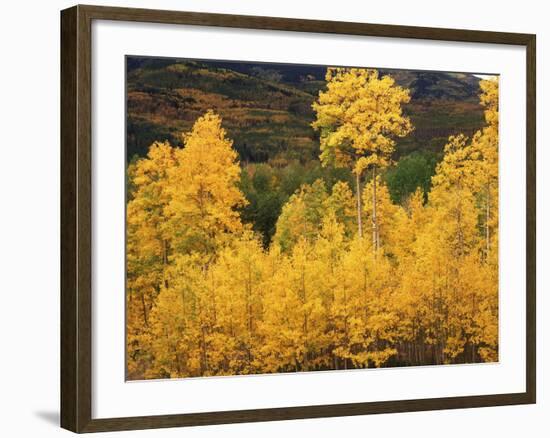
[{"xmin": 126, "ymin": 58, "xmax": 486, "ymax": 163}]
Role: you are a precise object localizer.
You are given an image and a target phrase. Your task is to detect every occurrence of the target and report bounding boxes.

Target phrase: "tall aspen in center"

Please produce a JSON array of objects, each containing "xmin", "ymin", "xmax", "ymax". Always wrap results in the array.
[{"xmin": 312, "ymin": 68, "xmax": 412, "ymax": 250}]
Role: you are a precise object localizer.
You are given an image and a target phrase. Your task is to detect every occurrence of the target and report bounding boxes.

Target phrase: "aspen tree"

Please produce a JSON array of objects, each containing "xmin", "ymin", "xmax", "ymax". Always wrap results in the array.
[
  {"xmin": 164, "ymin": 110, "xmax": 247, "ymax": 258},
  {"xmin": 312, "ymin": 68, "xmax": 412, "ymax": 250},
  {"xmin": 273, "ymin": 179, "xmax": 328, "ymax": 251},
  {"xmin": 126, "ymin": 141, "xmax": 176, "ymax": 377}
]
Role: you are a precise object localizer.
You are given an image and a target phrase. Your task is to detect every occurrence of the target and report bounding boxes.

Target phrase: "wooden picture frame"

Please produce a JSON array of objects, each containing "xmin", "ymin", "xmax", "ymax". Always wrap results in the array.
[{"xmin": 61, "ymin": 4, "xmax": 536, "ymax": 433}]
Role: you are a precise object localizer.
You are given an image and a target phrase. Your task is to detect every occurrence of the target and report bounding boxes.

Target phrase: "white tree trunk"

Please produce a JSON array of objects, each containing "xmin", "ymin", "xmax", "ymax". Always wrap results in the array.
[
  {"xmin": 372, "ymin": 166, "xmax": 379, "ymax": 253},
  {"xmin": 485, "ymin": 183, "xmax": 491, "ymax": 260},
  {"xmin": 355, "ymin": 171, "xmax": 363, "ymax": 238}
]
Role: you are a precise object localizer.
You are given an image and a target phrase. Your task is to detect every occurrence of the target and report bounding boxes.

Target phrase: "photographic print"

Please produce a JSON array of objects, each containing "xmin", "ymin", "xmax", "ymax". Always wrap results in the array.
[{"xmin": 125, "ymin": 57, "xmax": 499, "ymax": 381}]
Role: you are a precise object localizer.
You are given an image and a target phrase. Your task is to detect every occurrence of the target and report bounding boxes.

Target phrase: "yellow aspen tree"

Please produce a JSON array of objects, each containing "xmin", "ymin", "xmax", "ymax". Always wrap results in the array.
[
  {"xmin": 126, "ymin": 141, "xmax": 176, "ymax": 378},
  {"xmin": 164, "ymin": 110, "xmax": 247, "ymax": 258},
  {"xmin": 146, "ymin": 253, "xmax": 205, "ymax": 378},
  {"xmin": 323, "ymin": 180, "xmax": 357, "ymax": 237},
  {"xmin": 273, "ymin": 179, "xmax": 328, "ymax": 252},
  {"xmin": 259, "ymin": 238, "xmax": 327, "ymax": 372},
  {"xmin": 475, "ymin": 79, "xmax": 499, "ymax": 360},
  {"xmin": 210, "ymin": 233, "xmax": 267, "ymax": 375},
  {"xmin": 459, "ymin": 78, "xmax": 499, "ymax": 359},
  {"xmin": 428, "ymin": 82, "xmax": 499, "ymax": 359},
  {"xmin": 337, "ymin": 237, "xmax": 398, "ymax": 367},
  {"xmin": 432, "ymin": 78, "xmax": 499, "ymax": 262},
  {"xmin": 414, "ymin": 125, "xmax": 491, "ymax": 364},
  {"xmin": 449, "ymin": 252, "xmax": 498, "ymax": 363},
  {"xmin": 473, "ymin": 78, "xmax": 499, "ymax": 259},
  {"xmin": 256, "ymin": 250, "xmax": 298, "ymax": 373},
  {"xmin": 312, "ymin": 68, "xmax": 413, "ymax": 250},
  {"xmin": 312, "ymin": 212, "xmax": 347, "ymax": 369},
  {"xmin": 361, "ymin": 177, "xmax": 404, "ymax": 255},
  {"xmin": 289, "ymin": 238, "xmax": 327, "ymax": 371},
  {"xmin": 141, "ymin": 112, "xmax": 252, "ymax": 378},
  {"xmin": 393, "ymin": 188, "xmax": 426, "ymax": 261},
  {"xmin": 391, "ymin": 188, "xmax": 428, "ymax": 363}
]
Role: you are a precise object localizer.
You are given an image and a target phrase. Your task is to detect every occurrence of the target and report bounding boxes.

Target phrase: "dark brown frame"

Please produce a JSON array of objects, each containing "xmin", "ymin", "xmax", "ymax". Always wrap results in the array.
[{"xmin": 61, "ymin": 4, "xmax": 536, "ymax": 433}]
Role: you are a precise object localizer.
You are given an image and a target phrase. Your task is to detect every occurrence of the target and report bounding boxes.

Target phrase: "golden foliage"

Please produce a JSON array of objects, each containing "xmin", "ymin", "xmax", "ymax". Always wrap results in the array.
[
  {"xmin": 312, "ymin": 68, "xmax": 413, "ymax": 175},
  {"xmin": 127, "ymin": 74, "xmax": 499, "ymax": 379}
]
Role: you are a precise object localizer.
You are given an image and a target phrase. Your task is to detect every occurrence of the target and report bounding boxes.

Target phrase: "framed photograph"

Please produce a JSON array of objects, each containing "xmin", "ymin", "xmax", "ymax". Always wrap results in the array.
[{"xmin": 60, "ymin": 4, "xmax": 536, "ymax": 433}]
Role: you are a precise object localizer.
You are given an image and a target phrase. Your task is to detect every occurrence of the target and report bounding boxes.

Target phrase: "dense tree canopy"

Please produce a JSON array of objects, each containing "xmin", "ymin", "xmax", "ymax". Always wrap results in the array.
[{"xmin": 126, "ymin": 73, "xmax": 499, "ymax": 379}]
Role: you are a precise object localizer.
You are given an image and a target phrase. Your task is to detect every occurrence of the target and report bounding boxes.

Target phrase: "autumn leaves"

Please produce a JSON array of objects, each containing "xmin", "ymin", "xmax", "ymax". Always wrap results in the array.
[
  {"xmin": 126, "ymin": 69, "xmax": 499, "ymax": 380},
  {"xmin": 312, "ymin": 68, "xmax": 413, "ymax": 245}
]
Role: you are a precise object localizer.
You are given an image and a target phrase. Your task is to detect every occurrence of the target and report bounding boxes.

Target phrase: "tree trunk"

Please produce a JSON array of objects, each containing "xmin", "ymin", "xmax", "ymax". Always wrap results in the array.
[
  {"xmin": 301, "ymin": 266, "xmax": 309, "ymax": 372},
  {"xmin": 140, "ymin": 291, "xmax": 148, "ymax": 327},
  {"xmin": 372, "ymin": 166, "xmax": 379, "ymax": 253},
  {"xmin": 355, "ymin": 171, "xmax": 363, "ymax": 238},
  {"xmin": 162, "ymin": 239, "xmax": 169, "ymax": 288},
  {"xmin": 246, "ymin": 260, "xmax": 253, "ymax": 367},
  {"xmin": 200, "ymin": 324, "xmax": 208, "ymax": 375},
  {"xmin": 485, "ymin": 183, "xmax": 491, "ymax": 261}
]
